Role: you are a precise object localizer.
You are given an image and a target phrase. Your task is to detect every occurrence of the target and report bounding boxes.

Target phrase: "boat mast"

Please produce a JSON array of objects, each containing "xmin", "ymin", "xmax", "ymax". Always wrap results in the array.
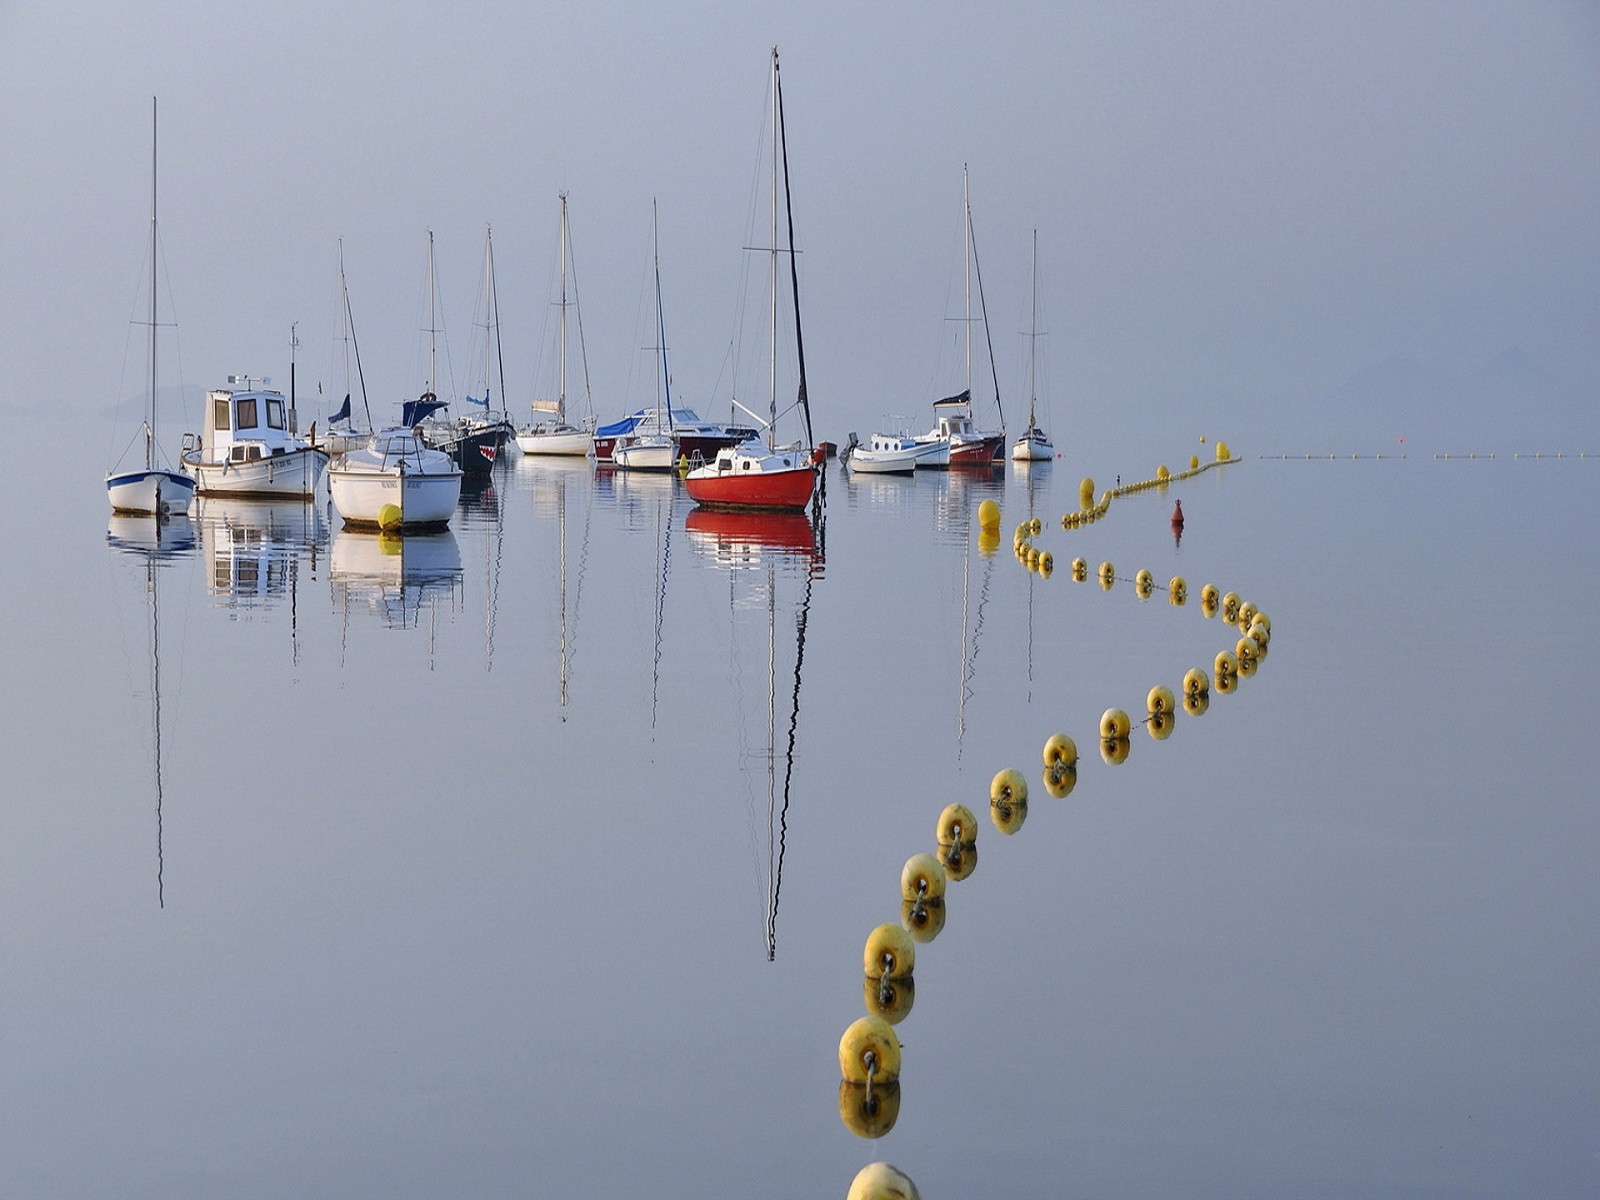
[
  {"xmin": 774, "ymin": 46, "xmax": 814, "ymax": 451},
  {"xmin": 1028, "ymin": 229, "xmax": 1038, "ymax": 428},
  {"xmin": 338, "ymin": 238, "xmax": 373, "ymax": 429},
  {"xmin": 963, "ymin": 163, "xmax": 971, "ymax": 404},
  {"xmin": 652, "ymin": 200, "xmax": 674, "ymax": 437},
  {"xmin": 146, "ymin": 97, "xmax": 158, "ymax": 472},
  {"xmin": 426, "ymin": 228, "xmax": 437, "ymax": 400},
  {"xmin": 486, "ymin": 225, "xmax": 506, "ymax": 420},
  {"xmin": 289, "ymin": 321, "xmax": 299, "ymax": 434},
  {"xmin": 559, "ymin": 194, "xmax": 569, "ymax": 424},
  {"xmin": 768, "ymin": 48, "xmax": 779, "ymax": 448}
]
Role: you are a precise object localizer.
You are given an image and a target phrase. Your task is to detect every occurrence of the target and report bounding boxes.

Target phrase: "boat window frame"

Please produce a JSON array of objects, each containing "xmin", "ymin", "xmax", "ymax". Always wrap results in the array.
[
  {"xmin": 236, "ymin": 396, "xmax": 259, "ymax": 430},
  {"xmin": 213, "ymin": 396, "xmax": 231, "ymax": 431},
  {"xmin": 266, "ymin": 396, "xmax": 286, "ymax": 430}
]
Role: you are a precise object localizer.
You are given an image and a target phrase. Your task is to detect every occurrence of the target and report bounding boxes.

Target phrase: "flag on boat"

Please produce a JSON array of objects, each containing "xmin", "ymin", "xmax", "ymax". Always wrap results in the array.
[
  {"xmin": 330, "ymin": 393, "xmax": 351, "ymax": 423},
  {"xmin": 465, "ymin": 393, "xmax": 489, "ymax": 408}
]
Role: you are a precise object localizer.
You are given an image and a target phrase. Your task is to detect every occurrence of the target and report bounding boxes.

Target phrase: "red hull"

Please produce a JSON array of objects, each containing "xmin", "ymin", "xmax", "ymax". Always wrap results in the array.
[
  {"xmin": 684, "ymin": 464, "xmax": 817, "ymax": 511},
  {"xmin": 948, "ymin": 435, "xmax": 1004, "ymax": 465}
]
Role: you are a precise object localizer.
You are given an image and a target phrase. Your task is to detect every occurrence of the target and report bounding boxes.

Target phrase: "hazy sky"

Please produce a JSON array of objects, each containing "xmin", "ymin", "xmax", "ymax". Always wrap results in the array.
[{"xmin": 4, "ymin": 1, "xmax": 1596, "ymax": 458}]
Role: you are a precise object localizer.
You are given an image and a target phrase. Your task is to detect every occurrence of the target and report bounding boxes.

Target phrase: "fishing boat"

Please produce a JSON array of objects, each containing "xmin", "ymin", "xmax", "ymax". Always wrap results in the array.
[
  {"xmin": 180, "ymin": 373, "xmax": 328, "ymax": 498},
  {"xmin": 106, "ymin": 98, "xmax": 197, "ymax": 518},
  {"xmin": 327, "ymin": 426, "xmax": 462, "ymax": 531},
  {"xmin": 1011, "ymin": 230, "xmax": 1055, "ymax": 462},
  {"xmin": 684, "ymin": 47, "xmax": 820, "ymax": 513},
  {"xmin": 912, "ymin": 166, "xmax": 1006, "ymax": 468},
  {"xmin": 611, "ymin": 203, "xmax": 686, "ymax": 473},
  {"xmin": 844, "ymin": 432, "xmax": 923, "ymax": 474},
  {"xmin": 517, "ymin": 194, "xmax": 597, "ymax": 457}
]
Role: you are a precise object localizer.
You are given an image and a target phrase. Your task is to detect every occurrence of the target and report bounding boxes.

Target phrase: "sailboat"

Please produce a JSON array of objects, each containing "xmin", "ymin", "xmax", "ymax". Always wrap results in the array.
[
  {"xmin": 106, "ymin": 98, "xmax": 197, "ymax": 518},
  {"xmin": 1011, "ymin": 229, "xmax": 1054, "ymax": 462},
  {"xmin": 516, "ymin": 194, "xmax": 597, "ymax": 457},
  {"xmin": 411, "ymin": 230, "xmax": 512, "ymax": 477},
  {"xmin": 913, "ymin": 165, "xmax": 1006, "ymax": 468},
  {"xmin": 321, "ymin": 238, "xmax": 374, "ymax": 455},
  {"xmin": 684, "ymin": 46, "xmax": 821, "ymax": 512},
  {"xmin": 611, "ymin": 203, "xmax": 682, "ymax": 472}
]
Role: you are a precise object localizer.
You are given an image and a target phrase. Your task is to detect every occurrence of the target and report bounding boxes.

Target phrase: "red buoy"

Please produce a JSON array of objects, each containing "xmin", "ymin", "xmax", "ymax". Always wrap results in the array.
[{"xmin": 1171, "ymin": 499, "xmax": 1184, "ymax": 526}]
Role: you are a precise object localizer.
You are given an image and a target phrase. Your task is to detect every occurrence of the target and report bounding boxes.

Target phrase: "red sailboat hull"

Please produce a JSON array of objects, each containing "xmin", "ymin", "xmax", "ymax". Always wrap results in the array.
[{"xmin": 683, "ymin": 462, "xmax": 817, "ymax": 512}]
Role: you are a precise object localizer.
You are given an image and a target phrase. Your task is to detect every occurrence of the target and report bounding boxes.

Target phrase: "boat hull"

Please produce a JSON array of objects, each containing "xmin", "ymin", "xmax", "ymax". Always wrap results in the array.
[
  {"xmin": 848, "ymin": 450, "xmax": 918, "ymax": 474},
  {"xmin": 1010, "ymin": 432, "xmax": 1054, "ymax": 461},
  {"xmin": 107, "ymin": 468, "xmax": 197, "ymax": 516},
  {"xmin": 949, "ymin": 434, "xmax": 1004, "ymax": 466},
  {"xmin": 182, "ymin": 446, "xmax": 329, "ymax": 498},
  {"xmin": 328, "ymin": 465, "xmax": 462, "ymax": 530},
  {"xmin": 516, "ymin": 426, "xmax": 591, "ymax": 456},
  {"xmin": 684, "ymin": 460, "xmax": 817, "ymax": 511}
]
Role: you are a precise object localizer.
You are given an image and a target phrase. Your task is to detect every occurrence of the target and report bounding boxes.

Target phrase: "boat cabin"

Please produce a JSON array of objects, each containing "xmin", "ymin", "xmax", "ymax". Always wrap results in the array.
[
  {"xmin": 931, "ymin": 392, "xmax": 978, "ymax": 439},
  {"xmin": 187, "ymin": 379, "xmax": 302, "ymax": 465}
]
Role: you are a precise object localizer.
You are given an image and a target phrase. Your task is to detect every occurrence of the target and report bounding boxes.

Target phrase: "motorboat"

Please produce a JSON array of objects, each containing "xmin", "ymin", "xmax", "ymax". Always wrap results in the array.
[
  {"xmin": 181, "ymin": 379, "xmax": 329, "ymax": 497},
  {"xmin": 327, "ymin": 426, "xmax": 462, "ymax": 531},
  {"xmin": 845, "ymin": 432, "xmax": 923, "ymax": 474},
  {"xmin": 610, "ymin": 433, "xmax": 679, "ymax": 471},
  {"xmin": 914, "ymin": 391, "xmax": 1003, "ymax": 467}
]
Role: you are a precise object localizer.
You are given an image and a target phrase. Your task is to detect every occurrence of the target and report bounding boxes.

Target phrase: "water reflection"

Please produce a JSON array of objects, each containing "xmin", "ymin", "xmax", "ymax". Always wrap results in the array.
[
  {"xmin": 521, "ymin": 458, "xmax": 594, "ymax": 710},
  {"xmin": 330, "ymin": 528, "xmax": 463, "ymax": 630},
  {"xmin": 691, "ymin": 507, "xmax": 824, "ymax": 960},
  {"xmin": 194, "ymin": 497, "xmax": 326, "ymax": 610},
  {"xmin": 106, "ymin": 514, "xmax": 197, "ymax": 907}
]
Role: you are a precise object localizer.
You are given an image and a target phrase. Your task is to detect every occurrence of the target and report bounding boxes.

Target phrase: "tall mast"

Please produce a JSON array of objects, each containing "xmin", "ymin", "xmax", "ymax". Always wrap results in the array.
[
  {"xmin": 426, "ymin": 228, "xmax": 437, "ymax": 397},
  {"xmin": 559, "ymin": 193, "xmax": 569, "ymax": 422},
  {"xmin": 653, "ymin": 200, "xmax": 673, "ymax": 435},
  {"xmin": 147, "ymin": 97, "xmax": 158, "ymax": 471},
  {"xmin": 1028, "ymin": 229, "xmax": 1038, "ymax": 426},
  {"xmin": 774, "ymin": 46, "xmax": 813, "ymax": 450},
  {"xmin": 769, "ymin": 46, "xmax": 779, "ymax": 447},
  {"xmin": 963, "ymin": 163, "xmax": 971, "ymax": 400}
]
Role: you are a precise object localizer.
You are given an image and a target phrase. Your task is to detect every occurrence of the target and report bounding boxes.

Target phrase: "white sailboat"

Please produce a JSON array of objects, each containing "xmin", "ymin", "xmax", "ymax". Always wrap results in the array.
[
  {"xmin": 1011, "ymin": 229, "xmax": 1055, "ymax": 462},
  {"xmin": 106, "ymin": 98, "xmax": 197, "ymax": 518},
  {"xmin": 516, "ymin": 193, "xmax": 596, "ymax": 456},
  {"xmin": 611, "ymin": 203, "xmax": 681, "ymax": 472}
]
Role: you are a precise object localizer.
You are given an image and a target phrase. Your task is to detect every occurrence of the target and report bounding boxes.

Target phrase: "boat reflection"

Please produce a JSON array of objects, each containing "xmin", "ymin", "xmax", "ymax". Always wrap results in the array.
[
  {"xmin": 194, "ymin": 497, "xmax": 326, "ymax": 609},
  {"xmin": 692, "ymin": 507, "xmax": 823, "ymax": 960},
  {"xmin": 684, "ymin": 508, "xmax": 822, "ymax": 573},
  {"xmin": 106, "ymin": 514, "xmax": 197, "ymax": 908},
  {"xmin": 330, "ymin": 528, "xmax": 463, "ymax": 629}
]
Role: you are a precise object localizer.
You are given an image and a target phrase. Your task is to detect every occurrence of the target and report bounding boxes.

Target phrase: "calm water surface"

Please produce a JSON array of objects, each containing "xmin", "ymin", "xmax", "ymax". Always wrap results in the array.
[{"xmin": 2, "ymin": 447, "xmax": 1595, "ymax": 1197}]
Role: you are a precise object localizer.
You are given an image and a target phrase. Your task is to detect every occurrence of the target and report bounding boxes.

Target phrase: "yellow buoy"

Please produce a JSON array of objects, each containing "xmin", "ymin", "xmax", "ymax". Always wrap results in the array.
[
  {"xmin": 377, "ymin": 503, "xmax": 403, "ymax": 532},
  {"xmin": 1169, "ymin": 576, "xmax": 1187, "ymax": 604},
  {"xmin": 1221, "ymin": 591, "xmax": 1241, "ymax": 624},
  {"xmin": 1135, "ymin": 568, "xmax": 1154, "ymax": 598},
  {"xmin": 991, "ymin": 767, "xmax": 1028, "ymax": 807},
  {"xmin": 1237, "ymin": 652, "xmax": 1258, "ymax": 678},
  {"xmin": 1183, "ymin": 667, "xmax": 1210, "ymax": 697},
  {"xmin": 839, "ymin": 1081, "xmax": 903, "ymax": 1140},
  {"xmin": 1237, "ymin": 600, "xmax": 1258, "ymax": 630},
  {"xmin": 1214, "ymin": 648, "xmax": 1239, "ymax": 677},
  {"xmin": 1038, "ymin": 551, "xmax": 1053, "ymax": 578},
  {"xmin": 1236, "ymin": 635, "xmax": 1260, "ymax": 665},
  {"xmin": 1147, "ymin": 684, "xmax": 1175, "ymax": 714},
  {"xmin": 863, "ymin": 973, "xmax": 915, "ymax": 1026},
  {"xmin": 1099, "ymin": 561, "xmax": 1115, "ymax": 589},
  {"xmin": 900, "ymin": 853, "xmax": 948, "ymax": 902},
  {"xmin": 1215, "ymin": 670, "xmax": 1238, "ymax": 693},
  {"xmin": 901, "ymin": 895, "xmax": 948, "ymax": 941},
  {"xmin": 839, "ymin": 1015, "xmax": 901, "ymax": 1084},
  {"xmin": 1148, "ymin": 710, "xmax": 1175, "ymax": 740},
  {"xmin": 1100, "ymin": 707, "xmax": 1132, "ymax": 739},
  {"xmin": 1190, "ymin": 454, "xmax": 1200, "ymax": 469},
  {"xmin": 1157, "ymin": 464, "xmax": 1170, "ymax": 481},
  {"xmin": 864, "ymin": 923, "xmax": 916, "ymax": 980},
  {"xmin": 1079, "ymin": 477, "xmax": 1095, "ymax": 501},
  {"xmin": 1216, "ymin": 440, "xmax": 1230, "ymax": 461},
  {"xmin": 1043, "ymin": 733, "xmax": 1078, "ymax": 769},
  {"xmin": 978, "ymin": 498, "xmax": 1001, "ymax": 529},
  {"xmin": 1030, "ymin": 516, "xmax": 1042, "ymax": 536},
  {"xmin": 1183, "ymin": 690, "xmax": 1210, "ymax": 716},
  {"xmin": 1071, "ymin": 557, "xmax": 1088, "ymax": 582},
  {"xmin": 847, "ymin": 1161, "xmax": 921, "ymax": 1200},
  {"xmin": 1100, "ymin": 735, "xmax": 1131, "ymax": 765},
  {"xmin": 936, "ymin": 803, "xmax": 977, "ymax": 847},
  {"xmin": 938, "ymin": 840, "xmax": 977, "ymax": 882}
]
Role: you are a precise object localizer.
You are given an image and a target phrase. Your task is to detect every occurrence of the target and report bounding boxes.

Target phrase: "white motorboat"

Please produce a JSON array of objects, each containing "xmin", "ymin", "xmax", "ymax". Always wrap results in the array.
[
  {"xmin": 611, "ymin": 433, "xmax": 679, "ymax": 471},
  {"xmin": 846, "ymin": 433, "xmax": 922, "ymax": 474},
  {"xmin": 327, "ymin": 427, "xmax": 462, "ymax": 531},
  {"xmin": 105, "ymin": 98, "xmax": 196, "ymax": 519},
  {"xmin": 517, "ymin": 193, "xmax": 597, "ymax": 457},
  {"xmin": 181, "ymin": 378, "xmax": 329, "ymax": 497}
]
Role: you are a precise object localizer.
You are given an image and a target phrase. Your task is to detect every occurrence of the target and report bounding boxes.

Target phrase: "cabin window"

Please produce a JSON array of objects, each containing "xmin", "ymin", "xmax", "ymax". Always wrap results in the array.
[
  {"xmin": 230, "ymin": 446, "xmax": 248, "ymax": 463},
  {"xmin": 236, "ymin": 397, "xmax": 259, "ymax": 430},
  {"xmin": 213, "ymin": 396, "xmax": 231, "ymax": 430},
  {"xmin": 266, "ymin": 397, "xmax": 285, "ymax": 430}
]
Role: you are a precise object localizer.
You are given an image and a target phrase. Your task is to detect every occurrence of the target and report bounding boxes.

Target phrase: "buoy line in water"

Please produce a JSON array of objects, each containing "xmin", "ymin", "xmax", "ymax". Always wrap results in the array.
[{"xmin": 836, "ymin": 444, "xmax": 1272, "ymax": 1196}]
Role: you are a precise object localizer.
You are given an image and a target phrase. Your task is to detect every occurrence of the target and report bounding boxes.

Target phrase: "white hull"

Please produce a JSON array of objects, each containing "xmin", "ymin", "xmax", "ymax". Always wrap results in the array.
[
  {"xmin": 848, "ymin": 452, "xmax": 917, "ymax": 474},
  {"xmin": 328, "ymin": 428, "xmax": 462, "ymax": 530},
  {"xmin": 516, "ymin": 427, "xmax": 591, "ymax": 456},
  {"xmin": 107, "ymin": 468, "xmax": 196, "ymax": 516},
  {"xmin": 1011, "ymin": 432, "xmax": 1054, "ymax": 461},
  {"xmin": 907, "ymin": 438, "xmax": 952, "ymax": 468},
  {"xmin": 611, "ymin": 436, "xmax": 678, "ymax": 471},
  {"xmin": 183, "ymin": 446, "xmax": 328, "ymax": 497}
]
